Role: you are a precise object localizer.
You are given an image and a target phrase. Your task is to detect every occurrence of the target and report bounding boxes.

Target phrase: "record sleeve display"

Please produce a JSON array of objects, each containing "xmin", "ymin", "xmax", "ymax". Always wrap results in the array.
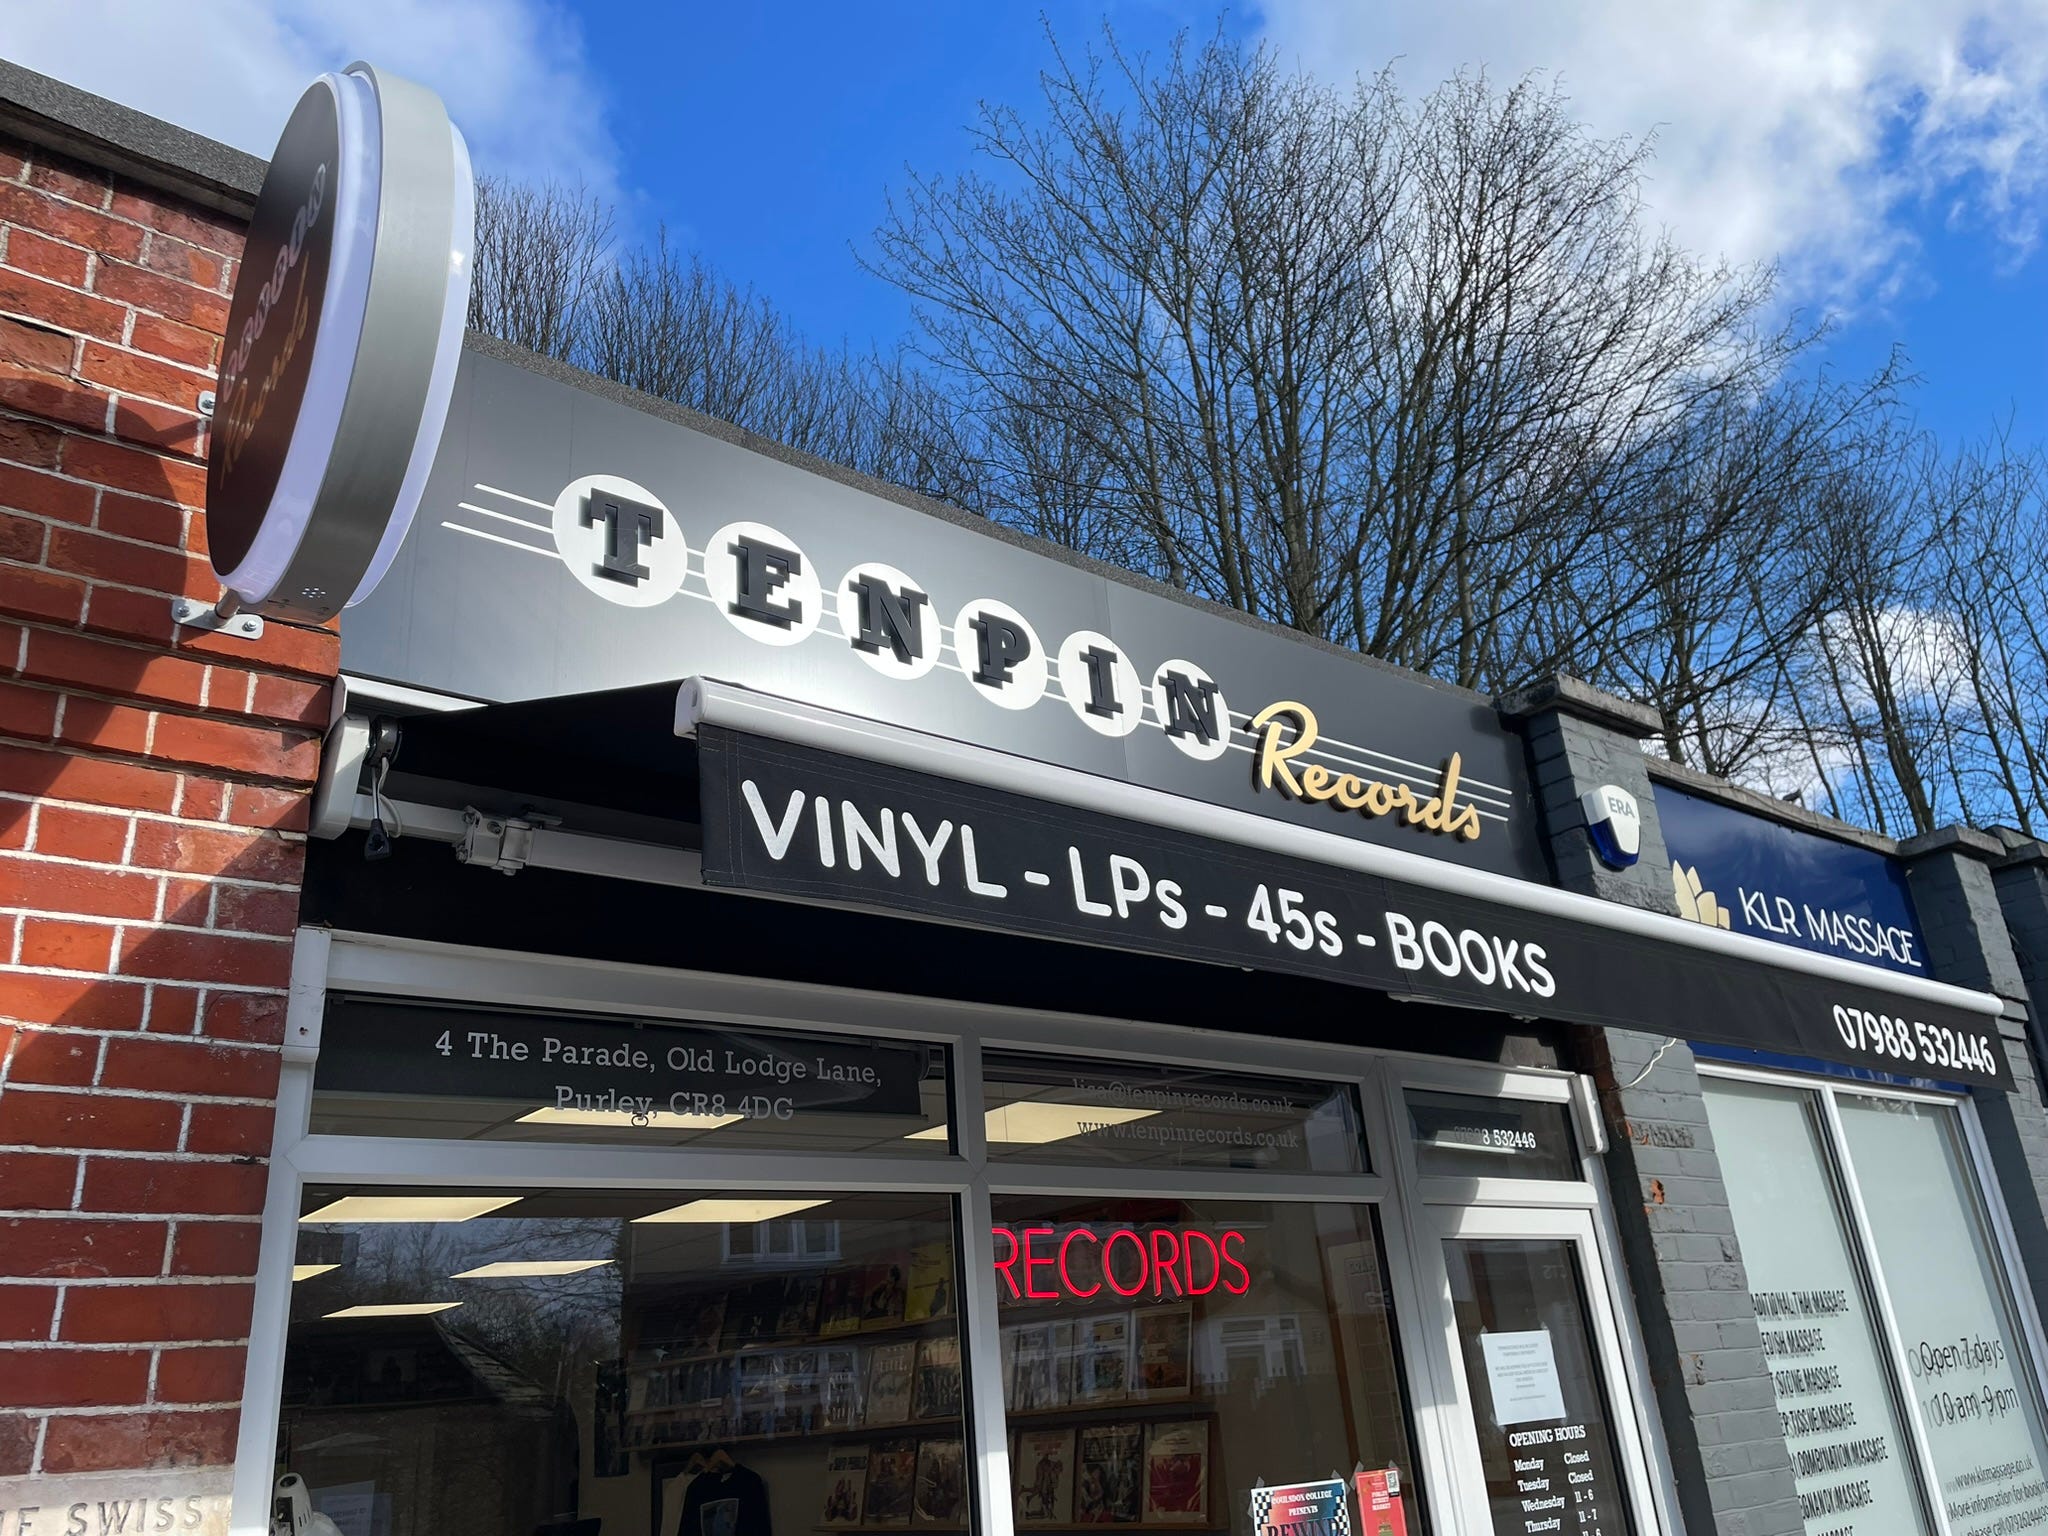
[
  {"xmin": 1016, "ymin": 1428, "xmax": 1076, "ymax": 1525},
  {"xmin": 1131, "ymin": 1307, "xmax": 1192, "ymax": 1400},
  {"xmin": 822, "ymin": 1445, "xmax": 870, "ymax": 1526},
  {"xmin": 864, "ymin": 1438, "xmax": 919, "ymax": 1527},
  {"xmin": 864, "ymin": 1341, "xmax": 917, "ymax": 1427},
  {"xmin": 1142, "ymin": 1422, "xmax": 1209, "ymax": 1522},
  {"xmin": 1076, "ymin": 1422, "xmax": 1144, "ymax": 1523},
  {"xmin": 913, "ymin": 1438, "xmax": 968, "ymax": 1525}
]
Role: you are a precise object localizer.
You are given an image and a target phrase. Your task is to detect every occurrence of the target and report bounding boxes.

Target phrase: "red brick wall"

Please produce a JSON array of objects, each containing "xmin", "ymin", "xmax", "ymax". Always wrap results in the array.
[{"xmin": 0, "ymin": 131, "xmax": 332, "ymax": 1485}]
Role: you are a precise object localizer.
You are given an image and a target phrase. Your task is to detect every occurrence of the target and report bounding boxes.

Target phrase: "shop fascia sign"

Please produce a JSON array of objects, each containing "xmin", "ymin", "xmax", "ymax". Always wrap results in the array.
[
  {"xmin": 571, "ymin": 481, "xmax": 1488, "ymax": 840},
  {"xmin": 199, "ymin": 64, "xmax": 474, "ymax": 625},
  {"xmin": 1659, "ymin": 784, "xmax": 1928, "ymax": 976},
  {"xmin": 346, "ymin": 356, "xmax": 1551, "ymax": 878}
]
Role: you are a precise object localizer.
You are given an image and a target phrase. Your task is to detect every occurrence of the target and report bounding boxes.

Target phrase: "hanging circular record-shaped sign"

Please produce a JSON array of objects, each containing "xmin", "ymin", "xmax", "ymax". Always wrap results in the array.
[{"xmin": 206, "ymin": 63, "xmax": 474, "ymax": 622}]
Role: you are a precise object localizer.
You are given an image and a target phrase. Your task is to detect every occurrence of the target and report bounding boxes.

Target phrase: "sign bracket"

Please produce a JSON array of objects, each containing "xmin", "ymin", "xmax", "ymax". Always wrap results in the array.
[{"xmin": 170, "ymin": 593, "xmax": 265, "ymax": 640}]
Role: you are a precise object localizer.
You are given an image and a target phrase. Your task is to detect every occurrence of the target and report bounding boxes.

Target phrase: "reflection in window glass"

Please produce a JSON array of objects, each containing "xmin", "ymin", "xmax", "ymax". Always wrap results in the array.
[
  {"xmin": 1700, "ymin": 1079, "xmax": 1930, "ymax": 1536},
  {"xmin": 978, "ymin": 1052, "xmax": 1365, "ymax": 1172},
  {"xmin": 311, "ymin": 998, "xmax": 951, "ymax": 1154},
  {"xmin": 280, "ymin": 1189, "xmax": 970, "ymax": 1536},
  {"xmin": 990, "ymin": 1195, "xmax": 1422, "ymax": 1533},
  {"xmin": 1444, "ymin": 1239, "xmax": 1634, "ymax": 1536},
  {"xmin": 1839, "ymin": 1097, "xmax": 2048, "ymax": 1534},
  {"xmin": 1406, "ymin": 1092, "xmax": 1578, "ymax": 1181}
]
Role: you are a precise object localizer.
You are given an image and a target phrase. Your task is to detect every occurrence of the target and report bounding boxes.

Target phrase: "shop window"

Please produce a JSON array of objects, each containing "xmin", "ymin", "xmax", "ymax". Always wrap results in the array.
[
  {"xmin": 1838, "ymin": 1096, "xmax": 2048, "ymax": 1533},
  {"xmin": 310, "ymin": 997, "xmax": 952, "ymax": 1154},
  {"xmin": 280, "ymin": 1187, "xmax": 971, "ymax": 1536},
  {"xmin": 975, "ymin": 1053, "xmax": 1366, "ymax": 1173},
  {"xmin": 989, "ymin": 1194, "xmax": 1423, "ymax": 1534},
  {"xmin": 1700, "ymin": 1079, "xmax": 1931, "ymax": 1535},
  {"xmin": 1442, "ymin": 1239, "xmax": 1634, "ymax": 1536},
  {"xmin": 1404, "ymin": 1091, "xmax": 1578, "ymax": 1181}
]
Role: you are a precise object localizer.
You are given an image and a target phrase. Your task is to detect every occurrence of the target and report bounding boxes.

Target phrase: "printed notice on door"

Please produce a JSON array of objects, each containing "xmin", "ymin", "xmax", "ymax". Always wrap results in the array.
[{"xmin": 1481, "ymin": 1331, "xmax": 1568, "ymax": 1426}]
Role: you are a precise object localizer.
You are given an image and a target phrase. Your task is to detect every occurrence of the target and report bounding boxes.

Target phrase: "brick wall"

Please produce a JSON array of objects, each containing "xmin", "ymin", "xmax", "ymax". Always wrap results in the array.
[{"xmin": 0, "ymin": 131, "xmax": 330, "ymax": 1490}]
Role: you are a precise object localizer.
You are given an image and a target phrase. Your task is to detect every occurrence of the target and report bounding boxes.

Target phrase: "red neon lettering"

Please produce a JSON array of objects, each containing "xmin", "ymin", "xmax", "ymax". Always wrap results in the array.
[
  {"xmin": 991, "ymin": 1225, "xmax": 1022, "ymax": 1299},
  {"xmin": 1103, "ymin": 1228, "xmax": 1149, "ymax": 1296},
  {"xmin": 1020, "ymin": 1226, "xmax": 1059, "ymax": 1300},
  {"xmin": 1181, "ymin": 1229, "xmax": 1220, "ymax": 1295},
  {"xmin": 1149, "ymin": 1227, "xmax": 1185, "ymax": 1297},
  {"xmin": 1220, "ymin": 1228, "xmax": 1251, "ymax": 1294},
  {"xmin": 1058, "ymin": 1227, "xmax": 1101, "ymax": 1298}
]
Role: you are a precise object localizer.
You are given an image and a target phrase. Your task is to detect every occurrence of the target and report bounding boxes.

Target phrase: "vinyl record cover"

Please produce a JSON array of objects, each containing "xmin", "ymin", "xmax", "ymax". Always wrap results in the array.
[
  {"xmin": 776, "ymin": 1273, "xmax": 824, "ymax": 1338},
  {"xmin": 904, "ymin": 1240, "xmax": 957, "ymax": 1323},
  {"xmin": 726, "ymin": 1278, "xmax": 781, "ymax": 1347},
  {"xmin": 865, "ymin": 1437, "xmax": 919, "ymax": 1526},
  {"xmin": 821, "ymin": 1270, "xmax": 865, "ymax": 1337},
  {"xmin": 681, "ymin": 1292, "xmax": 729, "ymax": 1356},
  {"xmin": 1049, "ymin": 1320, "xmax": 1079, "ymax": 1407},
  {"xmin": 1076, "ymin": 1422, "xmax": 1143, "ymax": 1523},
  {"xmin": 862, "ymin": 1258, "xmax": 909, "ymax": 1329},
  {"xmin": 736, "ymin": 1350, "xmax": 780, "ymax": 1437},
  {"xmin": 1016, "ymin": 1428, "xmax": 1077, "ymax": 1526},
  {"xmin": 913, "ymin": 1335, "xmax": 964, "ymax": 1420},
  {"xmin": 822, "ymin": 1347, "xmax": 864, "ymax": 1429},
  {"xmin": 914, "ymin": 1438, "xmax": 968, "ymax": 1526},
  {"xmin": 865, "ymin": 1340, "xmax": 917, "ymax": 1426},
  {"xmin": 1132, "ymin": 1306, "xmax": 1193, "ymax": 1399},
  {"xmin": 1078, "ymin": 1314, "xmax": 1131, "ymax": 1405},
  {"xmin": 1013, "ymin": 1324, "xmax": 1053, "ymax": 1411},
  {"xmin": 1142, "ymin": 1421, "xmax": 1209, "ymax": 1522},
  {"xmin": 821, "ymin": 1444, "xmax": 870, "ymax": 1526}
]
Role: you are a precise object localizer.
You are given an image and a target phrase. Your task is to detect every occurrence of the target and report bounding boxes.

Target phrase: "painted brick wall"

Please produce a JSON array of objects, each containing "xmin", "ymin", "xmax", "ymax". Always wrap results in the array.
[{"xmin": 0, "ymin": 131, "xmax": 328, "ymax": 1487}]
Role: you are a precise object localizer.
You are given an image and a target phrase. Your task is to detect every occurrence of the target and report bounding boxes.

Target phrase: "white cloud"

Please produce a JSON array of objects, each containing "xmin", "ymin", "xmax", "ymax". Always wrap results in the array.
[
  {"xmin": 4, "ymin": 0, "xmax": 621, "ymax": 201},
  {"xmin": 1258, "ymin": 0, "xmax": 2048, "ymax": 312}
]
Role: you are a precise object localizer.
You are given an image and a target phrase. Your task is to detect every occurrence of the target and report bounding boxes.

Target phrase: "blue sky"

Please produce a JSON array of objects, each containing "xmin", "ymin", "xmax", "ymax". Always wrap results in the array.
[{"xmin": 10, "ymin": 0, "xmax": 2047, "ymax": 451}]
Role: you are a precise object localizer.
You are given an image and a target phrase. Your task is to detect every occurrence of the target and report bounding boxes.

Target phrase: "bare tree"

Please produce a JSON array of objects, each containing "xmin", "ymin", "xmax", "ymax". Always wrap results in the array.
[{"xmin": 467, "ymin": 174, "xmax": 615, "ymax": 360}]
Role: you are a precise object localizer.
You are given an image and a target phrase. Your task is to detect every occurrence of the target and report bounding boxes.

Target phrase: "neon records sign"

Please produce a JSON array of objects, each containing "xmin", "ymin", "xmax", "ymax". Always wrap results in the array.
[
  {"xmin": 206, "ymin": 64, "xmax": 474, "ymax": 623},
  {"xmin": 554, "ymin": 474, "xmax": 1492, "ymax": 845}
]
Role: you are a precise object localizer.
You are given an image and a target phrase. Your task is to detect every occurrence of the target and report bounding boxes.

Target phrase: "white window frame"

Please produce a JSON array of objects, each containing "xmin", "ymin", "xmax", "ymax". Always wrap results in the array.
[
  {"xmin": 1696, "ymin": 1058, "xmax": 2048, "ymax": 1536},
  {"xmin": 230, "ymin": 927, "xmax": 1672, "ymax": 1536}
]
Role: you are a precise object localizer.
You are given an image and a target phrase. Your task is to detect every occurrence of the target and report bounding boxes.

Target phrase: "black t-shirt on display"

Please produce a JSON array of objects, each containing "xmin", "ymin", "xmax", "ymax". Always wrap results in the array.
[{"xmin": 675, "ymin": 1464, "xmax": 771, "ymax": 1536}]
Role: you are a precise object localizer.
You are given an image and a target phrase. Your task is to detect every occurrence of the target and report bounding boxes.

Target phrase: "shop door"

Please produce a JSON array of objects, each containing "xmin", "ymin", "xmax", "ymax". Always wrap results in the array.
[{"xmin": 1425, "ymin": 1207, "xmax": 1661, "ymax": 1536}]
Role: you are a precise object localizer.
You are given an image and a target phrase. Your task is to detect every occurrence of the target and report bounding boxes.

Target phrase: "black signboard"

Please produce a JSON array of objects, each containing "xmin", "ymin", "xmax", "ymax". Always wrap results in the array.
[
  {"xmin": 697, "ymin": 728, "xmax": 2006, "ymax": 1088},
  {"xmin": 316, "ymin": 997, "xmax": 930, "ymax": 1121}
]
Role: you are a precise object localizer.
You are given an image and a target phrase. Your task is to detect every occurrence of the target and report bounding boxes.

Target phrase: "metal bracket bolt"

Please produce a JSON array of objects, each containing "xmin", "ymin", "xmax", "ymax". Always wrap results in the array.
[
  {"xmin": 170, "ymin": 596, "xmax": 264, "ymax": 639},
  {"xmin": 456, "ymin": 807, "xmax": 560, "ymax": 875}
]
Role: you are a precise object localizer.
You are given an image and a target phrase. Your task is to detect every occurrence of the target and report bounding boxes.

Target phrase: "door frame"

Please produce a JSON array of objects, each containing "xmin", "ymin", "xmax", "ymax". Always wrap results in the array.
[{"xmin": 1422, "ymin": 1203, "xmax": 1665, "ymax": 1536}]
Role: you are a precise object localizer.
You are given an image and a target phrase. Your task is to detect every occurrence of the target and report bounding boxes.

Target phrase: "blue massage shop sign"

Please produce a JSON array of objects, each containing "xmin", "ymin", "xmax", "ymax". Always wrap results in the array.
[{"xmin": 1656, "ymin": 783, "xmax": 1927, "ymax": 976}]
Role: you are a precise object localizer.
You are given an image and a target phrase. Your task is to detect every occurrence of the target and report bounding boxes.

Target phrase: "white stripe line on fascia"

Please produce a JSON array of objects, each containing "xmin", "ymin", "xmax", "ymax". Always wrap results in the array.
[
  {"xmin": 443, "ymin": 522, "xmax": 561, "ymax": 559},
  {"xmin": 456, "ymin": 501, "xmax": 549, "ymax": 531},
  {"xmin": 473, "ymin": 483, "xmax": 555, "ymax": 512}
]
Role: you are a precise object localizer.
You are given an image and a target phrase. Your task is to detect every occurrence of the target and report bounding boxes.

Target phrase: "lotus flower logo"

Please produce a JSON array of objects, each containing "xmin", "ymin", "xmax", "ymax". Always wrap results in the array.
[{"xmin": 1672, "ymin": 862, "xmax": 1731, "ymax": 928}]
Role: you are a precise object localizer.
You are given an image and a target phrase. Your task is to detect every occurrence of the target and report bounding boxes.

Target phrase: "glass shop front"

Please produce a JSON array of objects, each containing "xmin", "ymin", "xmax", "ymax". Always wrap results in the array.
[{"xmin": 257, "ymin": 955, "xmax": 1658, "ymax": 1536}]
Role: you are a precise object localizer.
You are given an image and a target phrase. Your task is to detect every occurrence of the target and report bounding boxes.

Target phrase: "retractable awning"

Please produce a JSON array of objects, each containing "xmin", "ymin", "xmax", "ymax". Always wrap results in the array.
[{"xmin": 319, "ymin": 676, "xmax": 2011, "ymax": 1089}]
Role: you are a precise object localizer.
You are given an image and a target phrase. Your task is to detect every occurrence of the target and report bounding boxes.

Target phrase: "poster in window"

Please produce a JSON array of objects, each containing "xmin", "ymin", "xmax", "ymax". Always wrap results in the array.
[
  {"xmin": 1142, "ymin": 1420, "xmax": 1209, "ymax": 1523},
  {"xmin": 821, "ymin": 1271, "xmax": 865, "ymax": 1337},
  {"xmin": 776, "ymin": 1274, "xmax": 824, "ymax": 1338},
  {"xmin": 822, "ymin": 1347, "xmax": 864, "ymax": 1430},
  {"xmin": 1017, "ymin": 1428, "xmax": 1077, "ymax": 1526}
]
